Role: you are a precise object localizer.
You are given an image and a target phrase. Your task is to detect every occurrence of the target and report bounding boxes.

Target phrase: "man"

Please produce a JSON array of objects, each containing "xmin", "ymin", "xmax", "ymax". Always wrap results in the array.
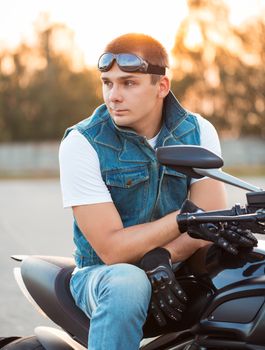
[{"xmin": 59, "ymin": 33, "xmax": 252, "ymax": 350}]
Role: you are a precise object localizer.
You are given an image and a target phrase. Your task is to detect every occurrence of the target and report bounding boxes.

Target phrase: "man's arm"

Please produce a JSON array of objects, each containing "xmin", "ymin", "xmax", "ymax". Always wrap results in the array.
[
  {"xmin": 74, "ymin": 178, "xmax": 227, "ymax": 265},
  {"xmin": 164, "ymin": 178, "xmax": 227, "ymax": 262},
  {"xmin": 73, "ymin": 202, "xmax": 181, "ymax": 265},
  {"xmin": 60, "ymin": 131, "xmax": 182, "ymax": 265}
]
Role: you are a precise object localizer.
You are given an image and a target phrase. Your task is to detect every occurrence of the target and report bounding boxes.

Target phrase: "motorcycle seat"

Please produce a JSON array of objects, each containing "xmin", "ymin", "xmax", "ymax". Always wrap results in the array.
[
  {"xmin": 19, "ymin": 255, "xmax": 189, "ymax": 346},
  {"xmin": 20, "ymin": 255, "xmax": 89, "ymax": 347}
]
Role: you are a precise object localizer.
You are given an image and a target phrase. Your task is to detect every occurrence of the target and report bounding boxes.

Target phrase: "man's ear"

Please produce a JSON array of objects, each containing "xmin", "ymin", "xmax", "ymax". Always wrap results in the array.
[{"xmin": 158, "ymin": 76, "xmax": 170, "ymax": 98}]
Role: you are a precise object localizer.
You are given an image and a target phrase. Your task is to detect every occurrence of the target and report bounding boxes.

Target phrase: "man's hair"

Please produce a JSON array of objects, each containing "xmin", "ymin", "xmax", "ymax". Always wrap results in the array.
[{"xmin": 104, "ymin": 33, "xmax": 169, "ymax": 84}]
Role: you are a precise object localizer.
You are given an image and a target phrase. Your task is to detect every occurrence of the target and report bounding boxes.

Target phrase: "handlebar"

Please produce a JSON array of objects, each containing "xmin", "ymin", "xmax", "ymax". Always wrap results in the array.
[
  {"xmin": 178, "ymin": 208, "xmax": 265, "ymax": 236},
  {"xmin": 184, "ymin": 211, "xmax": 265, "ymax": 225}
]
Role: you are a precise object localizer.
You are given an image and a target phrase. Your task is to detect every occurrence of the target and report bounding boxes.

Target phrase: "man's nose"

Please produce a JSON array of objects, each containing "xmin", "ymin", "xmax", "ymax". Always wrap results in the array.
[{"xmin": 108, "ymin": 85, "xmax": 123, "ymax": 103}]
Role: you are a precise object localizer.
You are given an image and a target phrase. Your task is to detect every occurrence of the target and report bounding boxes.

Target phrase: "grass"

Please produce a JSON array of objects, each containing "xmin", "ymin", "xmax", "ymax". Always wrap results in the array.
[
  {"xmin": 0, "ymin": 171, "xmax": 59, "ymax": 180},
  {"xmin": 223, "ymin": 165, "xmax": 265, "ymax": 178}
]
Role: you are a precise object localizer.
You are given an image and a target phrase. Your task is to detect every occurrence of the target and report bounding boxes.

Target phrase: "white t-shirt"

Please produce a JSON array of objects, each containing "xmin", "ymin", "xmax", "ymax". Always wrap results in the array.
[{"xmin": 59, "ymin": 115, "xmax": 221, "ymax": 208}]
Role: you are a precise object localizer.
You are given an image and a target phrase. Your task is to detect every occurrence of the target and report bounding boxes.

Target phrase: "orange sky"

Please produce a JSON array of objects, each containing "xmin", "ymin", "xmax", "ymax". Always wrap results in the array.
[{"xmin": 0, "ymin": 0, "xmax": 265, "ymax": 66}]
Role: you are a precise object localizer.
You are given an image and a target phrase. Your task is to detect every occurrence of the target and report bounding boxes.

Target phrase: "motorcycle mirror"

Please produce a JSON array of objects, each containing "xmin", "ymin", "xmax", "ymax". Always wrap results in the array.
[
  {"xmin": 156, "ymin": 145, "xmax": 223, "ymax": 179},
  {"xmin": 156, "ymin": 145, "xmax": 224, "ymax": 169},
  {"xmin": 156, "ymin": 145, "xmax": 264, "ymax": 193}
]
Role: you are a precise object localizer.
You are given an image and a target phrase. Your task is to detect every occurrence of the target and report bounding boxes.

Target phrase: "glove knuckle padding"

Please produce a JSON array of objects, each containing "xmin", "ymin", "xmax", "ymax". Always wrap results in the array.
[{"xmin": 139, "ymin": 247, "xmax": 188, "ymax": 326}]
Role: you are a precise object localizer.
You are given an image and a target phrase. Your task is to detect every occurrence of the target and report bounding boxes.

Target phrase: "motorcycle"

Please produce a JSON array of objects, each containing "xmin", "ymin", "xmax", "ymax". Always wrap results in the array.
[{"xmin": 1, "ymin": 145, "xmax": 265, "ymax": 350}]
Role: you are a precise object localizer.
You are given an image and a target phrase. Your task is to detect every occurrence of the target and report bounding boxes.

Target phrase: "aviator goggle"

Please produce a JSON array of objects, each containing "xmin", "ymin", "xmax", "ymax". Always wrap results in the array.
[{"xmin": 98, "ymin": 52, "xmax": 166, "ymax": 75}]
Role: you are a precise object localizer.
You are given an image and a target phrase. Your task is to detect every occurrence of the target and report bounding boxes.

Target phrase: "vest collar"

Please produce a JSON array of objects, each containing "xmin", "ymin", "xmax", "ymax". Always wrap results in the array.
[
  {"xmin": 163, "ymin": 90, "xmax": 188, "ymax": 132},
  {"xmin": 94, "ymin": 90, "xmax": 195, "ymax": 150},
  {"xmin": 154, "ymin": 91, "xmax": 197, "ymax": 147}
]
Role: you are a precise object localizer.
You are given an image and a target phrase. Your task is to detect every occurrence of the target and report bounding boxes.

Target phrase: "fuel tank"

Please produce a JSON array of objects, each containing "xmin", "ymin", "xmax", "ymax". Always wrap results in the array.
[
  {"xmin": 145, "ymin": 243, "xmax": 265, "ymax": 339},
  {"xmin": 176, "ymin": 243, "xmax": 265, "ymax": 346},
  {"xmin": 186, "ymin": 243, "xmax": 265, "ymax": 291}
]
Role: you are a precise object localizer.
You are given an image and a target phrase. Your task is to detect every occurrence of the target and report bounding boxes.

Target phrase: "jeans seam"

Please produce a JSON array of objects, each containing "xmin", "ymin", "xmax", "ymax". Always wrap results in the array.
[{"xmin": 89, "ymin": 267, "xmax": 111, "ymax": 349}]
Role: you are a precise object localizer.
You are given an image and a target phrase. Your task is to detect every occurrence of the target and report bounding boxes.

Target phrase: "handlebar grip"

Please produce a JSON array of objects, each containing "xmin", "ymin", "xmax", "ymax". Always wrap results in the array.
[
  {"xmin": 177, "ymin": 207, "xmax": 243, "ymax": 233},
  {"xmin": 186, "ymin": 212, "xmax": 265, "ymax": 224},
  {"xmin": 177, "ymin": 213, "xmax": 189, "ymax": 233}
]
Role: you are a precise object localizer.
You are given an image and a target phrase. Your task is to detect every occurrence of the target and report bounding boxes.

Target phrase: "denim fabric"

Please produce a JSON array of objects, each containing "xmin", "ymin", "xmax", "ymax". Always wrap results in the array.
[
  {"xmin": 70, "ymin": 263, "xmax": 151, "ymax": 350},
  {"xmin": 63, "ymin": 90, "xmax": 201, "ymax": 267}
]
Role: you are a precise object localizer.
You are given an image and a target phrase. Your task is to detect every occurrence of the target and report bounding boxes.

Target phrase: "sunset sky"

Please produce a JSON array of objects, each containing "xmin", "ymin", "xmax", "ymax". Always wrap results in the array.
[{"xmin": 1, "ymin": 0, "xmax": 265, "ymax": 66}]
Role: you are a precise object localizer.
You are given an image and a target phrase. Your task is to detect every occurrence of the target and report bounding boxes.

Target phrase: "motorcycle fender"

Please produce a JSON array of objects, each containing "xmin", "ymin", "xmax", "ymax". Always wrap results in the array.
[{"xmin": 35, "ymin": 327, "xmax": 86, "ymax": 350}]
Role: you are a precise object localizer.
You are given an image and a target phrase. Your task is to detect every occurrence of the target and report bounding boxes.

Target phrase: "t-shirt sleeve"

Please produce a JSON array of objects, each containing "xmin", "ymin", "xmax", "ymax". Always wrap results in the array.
[
  {"xmin": 59, "ymin": 129, "xmax": 113, "ymax": 208},
  {"xmin": 190, "ymin": 115, "xmax": 222, "ymax": 185}
]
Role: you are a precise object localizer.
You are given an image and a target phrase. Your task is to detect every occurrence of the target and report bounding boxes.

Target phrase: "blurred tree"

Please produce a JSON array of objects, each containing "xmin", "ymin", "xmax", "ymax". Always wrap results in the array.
[
  {"xmin": 0, "ymin": 6, "xmax": 264, "ymax": 142},
  {"xmin": 0, "ymin": 17, "xmax": 102, "ymax": 142},
  {"xmin": 171, "ymin": 0, "xmax": 265, "ymax": 138}
]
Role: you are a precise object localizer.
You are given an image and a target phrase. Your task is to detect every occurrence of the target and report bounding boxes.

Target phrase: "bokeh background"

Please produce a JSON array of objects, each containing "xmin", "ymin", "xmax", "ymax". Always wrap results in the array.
[
  {"xmin": 0, "ymin": 0, "xmax": 265, "ymax": 338},
  {"xmin": 0, "ymin": 0, "xmax": 265, "ymax": 176}
]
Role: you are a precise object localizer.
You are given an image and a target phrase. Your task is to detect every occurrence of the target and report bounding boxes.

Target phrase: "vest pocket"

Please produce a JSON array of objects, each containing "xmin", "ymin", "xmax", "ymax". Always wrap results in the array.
[
  {"xmin": 105, "ymin": 166, "xmax": 149, "ymax": 188},
  {"xmin": 104, "ymin": 166, "xmax": 149, "ymax": 225}
]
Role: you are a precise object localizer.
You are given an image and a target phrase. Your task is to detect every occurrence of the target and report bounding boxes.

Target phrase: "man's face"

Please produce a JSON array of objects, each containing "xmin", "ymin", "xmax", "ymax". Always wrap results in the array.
[{"xmin": 100, "ymin": 63, "xmax": 162, "ymax": 134}]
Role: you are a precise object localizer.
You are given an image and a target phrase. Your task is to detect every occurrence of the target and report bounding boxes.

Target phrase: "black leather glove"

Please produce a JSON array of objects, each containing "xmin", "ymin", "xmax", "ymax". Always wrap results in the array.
[
  {"xmin": 139, "ymin": 247, "xmax": 187, "ymax": 327},
  {"xmin": 177, "ymin": 200, "xmax": 258, "ymax": 255},
  {"xmin": 225, "ymin": 209, "xmax": 265, "ymax": 235}
]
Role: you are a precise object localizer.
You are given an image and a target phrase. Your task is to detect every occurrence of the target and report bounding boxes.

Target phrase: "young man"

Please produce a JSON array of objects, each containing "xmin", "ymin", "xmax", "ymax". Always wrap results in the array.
[{"xmin": 59, "ymin": 33, "xmax": 251, "ymax": 350}]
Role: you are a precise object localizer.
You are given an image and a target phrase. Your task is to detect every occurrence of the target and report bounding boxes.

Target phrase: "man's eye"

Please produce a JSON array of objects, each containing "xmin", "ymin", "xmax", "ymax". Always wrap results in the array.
[
  {"xmin": 103, "ymin": 81, "xmax": 112, "ymax": 87},
  {"xmin": 125, "ymin": 80, "xmax": 135, "ymax": 86}
]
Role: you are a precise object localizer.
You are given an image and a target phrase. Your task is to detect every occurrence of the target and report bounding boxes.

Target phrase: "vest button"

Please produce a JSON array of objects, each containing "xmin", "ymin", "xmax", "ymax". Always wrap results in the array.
[{"xmin": 126, "ymin": 179, "xmax": 132, "ymax": 186}]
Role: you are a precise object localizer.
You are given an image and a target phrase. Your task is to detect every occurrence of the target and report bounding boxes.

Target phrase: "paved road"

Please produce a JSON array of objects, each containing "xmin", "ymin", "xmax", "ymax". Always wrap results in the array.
[
  {"xmin": 0, "ymin": 179, "xmax": 73, "ymax": 336},
  {"xmin": 0, "ymin": 178, "xmax": 264, "ymax": 337}
]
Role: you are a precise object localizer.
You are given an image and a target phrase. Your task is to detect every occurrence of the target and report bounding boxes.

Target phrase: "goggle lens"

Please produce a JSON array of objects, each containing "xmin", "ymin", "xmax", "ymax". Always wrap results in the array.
[
  {"xmin": 98, "ymin": 53, "xmax": 115, "ymax": 71},
  {"xmin": 116, "ymin": 53, "xmax": 142, "ymax": 71},
  {"xmin": 98, "ymin": 53, "xmax": 165, "ymax": 75}
]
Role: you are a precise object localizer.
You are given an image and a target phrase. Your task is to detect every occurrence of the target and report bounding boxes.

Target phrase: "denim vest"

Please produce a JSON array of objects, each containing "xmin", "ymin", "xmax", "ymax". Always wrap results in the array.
[{"xmin": 63, "ymin": 91, "xmax": 201, "ymax": 267}]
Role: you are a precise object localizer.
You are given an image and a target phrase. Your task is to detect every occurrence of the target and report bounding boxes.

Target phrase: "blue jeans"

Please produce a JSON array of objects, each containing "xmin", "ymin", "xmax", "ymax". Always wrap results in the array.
[{"xmin": 70, "ymin": 263, "xmax": 152, "ymax": 350}]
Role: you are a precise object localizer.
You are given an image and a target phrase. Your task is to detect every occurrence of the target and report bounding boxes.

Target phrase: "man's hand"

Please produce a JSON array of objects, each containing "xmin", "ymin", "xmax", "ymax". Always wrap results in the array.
[
  {"xmin": 177, "ymin": 200, "xmax": 258, "ymax": 255},
  {"xmin": 139, "ymin": 247, "xmax": 187, "ymax": 327}
]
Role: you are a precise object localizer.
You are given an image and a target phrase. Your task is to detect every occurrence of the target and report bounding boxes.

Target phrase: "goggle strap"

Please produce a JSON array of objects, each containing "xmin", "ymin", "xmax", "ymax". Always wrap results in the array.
[{"xmin": 146, "ymin": 64, "xmax": 166, "ymax": 75}]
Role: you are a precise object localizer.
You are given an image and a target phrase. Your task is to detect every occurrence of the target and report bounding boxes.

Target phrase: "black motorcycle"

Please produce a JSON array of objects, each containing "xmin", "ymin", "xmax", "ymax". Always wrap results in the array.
[{"xmin": 1, "ymin": 145, "xmax": 265, "ymax": 350}]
